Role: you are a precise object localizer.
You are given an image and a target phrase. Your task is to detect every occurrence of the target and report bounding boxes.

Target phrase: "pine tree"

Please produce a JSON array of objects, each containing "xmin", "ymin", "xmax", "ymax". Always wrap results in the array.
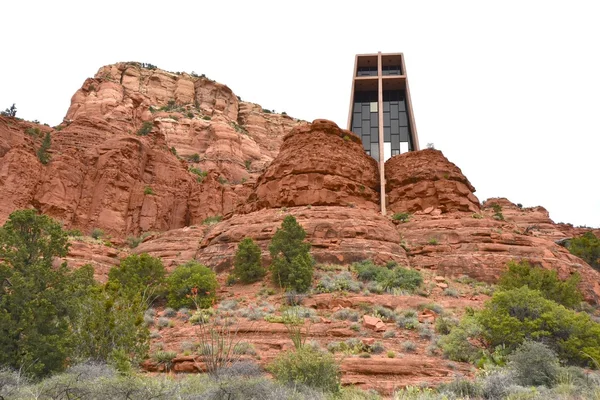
[
  {"xmin": 234, "ymin": 237, "xmax": 265, "ymax": 283},
  {"xmin": 37, "ymin": 132, "xmax": 51, "ymax": 164},
  {"xmin": 269, "ymin": 215, "xmax": 313, "ymax": 292}
]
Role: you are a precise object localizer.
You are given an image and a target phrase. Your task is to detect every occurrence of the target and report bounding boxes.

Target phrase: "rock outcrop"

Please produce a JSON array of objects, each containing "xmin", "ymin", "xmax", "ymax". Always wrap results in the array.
[
  {"xmin": 197, "ymin": 206, "xmax": 407, "ymax": 271},
  {"xmin": 243, "ymin": 119, "xmax": 380, "ymax": 212},
  {"xmin": 0, "ymin": 63, "xmax": 301, "ymax": 236},
  {"xmin": 385, "ymin": 149, "xmax": 480, "ymax": 214}
]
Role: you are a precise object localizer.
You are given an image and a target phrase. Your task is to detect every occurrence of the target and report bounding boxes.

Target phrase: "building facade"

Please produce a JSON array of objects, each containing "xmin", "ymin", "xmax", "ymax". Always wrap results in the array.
[
  {"xmin": 347, "ymin": 52, "xmax": 420, "ymax": 214},
  {"xmin": 347, "ymin": 52, "xmax": 419, "ymax": 161}
]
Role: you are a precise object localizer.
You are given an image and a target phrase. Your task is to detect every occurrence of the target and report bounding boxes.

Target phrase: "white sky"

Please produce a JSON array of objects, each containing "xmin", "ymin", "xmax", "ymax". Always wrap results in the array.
[{"xmin": 1, "ymin": 0, "xmax": 598, "ymax": 227}]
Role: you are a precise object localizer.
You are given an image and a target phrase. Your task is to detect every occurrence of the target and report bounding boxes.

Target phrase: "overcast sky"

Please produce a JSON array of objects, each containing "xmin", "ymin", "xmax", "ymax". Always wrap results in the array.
[{"xmin": 1, "ymin": 1, "xmax": 598, "ymax": 227}]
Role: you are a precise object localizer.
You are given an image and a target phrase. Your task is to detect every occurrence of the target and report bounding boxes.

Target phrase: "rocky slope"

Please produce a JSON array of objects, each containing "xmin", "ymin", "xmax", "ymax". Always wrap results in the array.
[
  {"xmin": 2, "ymin": 62, "xmax": 600, "ymax": 394},
  {"xmin": 0, "ymin": 62, "xmax": 300, "ymax": 237}
]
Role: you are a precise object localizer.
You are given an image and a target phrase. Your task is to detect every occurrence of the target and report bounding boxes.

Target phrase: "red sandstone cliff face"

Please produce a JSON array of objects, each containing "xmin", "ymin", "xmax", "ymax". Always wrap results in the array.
[
  {"xmin": 0, "ymin": 63, "xmax": 301, "ymax": 236},
  {"xmin": 1, "ymin": 63, "xmax": 599, "ymax": 303},
  {"xmin": 385, "ymin": 149, "xmax": 480, "ymax": 214},
  {"xmin": 243, "ymin": 119, "xmax": 380, "ymax": 212}
]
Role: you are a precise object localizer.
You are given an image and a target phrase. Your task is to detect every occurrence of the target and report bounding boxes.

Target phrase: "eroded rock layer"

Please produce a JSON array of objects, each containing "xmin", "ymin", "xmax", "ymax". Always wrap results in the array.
[
  {"xmin": 196, "ymin": 206, "xmax": 407, "ymax": 271},
  {"xmin": 385, "ymin": 148, "xmax": 480, "ymax": 214},
  {"xmin": 0, "ymin": 62, "xmax": 301, "ymax": 236},
  {"xmin": 243, "ymin": 120, "xmax": 380, "ymax": 213},
  {"xmin": 398, "ymin": 207, "xmax": 600, "ymax": 303}
]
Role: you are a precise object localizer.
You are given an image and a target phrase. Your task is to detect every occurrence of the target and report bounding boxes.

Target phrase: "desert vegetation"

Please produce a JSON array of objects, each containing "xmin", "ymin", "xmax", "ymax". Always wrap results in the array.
[{"xmin": 1, "ymin": 210, "xmax": 600, "ymax": 399}]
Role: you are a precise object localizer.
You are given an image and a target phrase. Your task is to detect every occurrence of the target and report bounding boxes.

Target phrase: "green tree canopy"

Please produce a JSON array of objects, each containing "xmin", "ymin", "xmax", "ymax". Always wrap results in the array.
[
  {"xmin": 107, "ymin": 253, "xmax": 166, "ymax": 300},
  {"xmin": 166, "ymin": 261, "xmax": 218, "ymax": 309},
  {"xmin": 269, "ymin": 215, "xmax": 313, "ymax": 292},
  {"xmin": 0, "ymin": 210, "xmax": 90, "ymax": 377},
  {"xmin": 568, "ymin": 232, "xmax": 600, "ymax": 271},
  {"xmin": 498, "ymin": 260, "xmax": 582, "ymax": 308},
  {"xmin": 233, "ymin": 237, "xmax": 265, "ymax": 283}
]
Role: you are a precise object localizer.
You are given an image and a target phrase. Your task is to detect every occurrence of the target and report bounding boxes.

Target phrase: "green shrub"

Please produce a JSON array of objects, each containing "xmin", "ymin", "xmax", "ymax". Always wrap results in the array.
[
  {"xmin": 439, "ymin": 378, "xmax": 482, "ymax": 398},
  {"xmin": 90, "ymin": 227, "xmax": 104, "ymax": 239},
  {"xmin": 137, "ymin": 121, "xmax": 153, "ymax": 136},
  {"xmin": 202, "ymin": 215, "xmax": 222, "ymax": 225},
  {"xmin": 568, "ymin": 232, "xmax": 600, "ymax": 271},
  {"xmin": 189, "ymin": 167, "xmax": 208, "ymax": 183},
  {"xmin": 498, "ymin": 260, "xmax": 582, "ymax": 307},
  {"xmin": 143, "ymin": 185, "xmax": 154, "ymax": 195},
  {"xmin": 507, "ymin": 341, "xmax": 560, "ymax": 387},
  {"xmin": 37, "ymin": 132, "xmax": 51, "ymax": 164},
  {"xmin": 439, "ymin": 316, "xmax": 484, "ymax": 363},
  {"xmin": 233, "ymin": 238, "xmax": 265, "ymax": 283},
  {"xmin": 315, "ymin": 271, "xmax": 361, "ymax": 293},
  {"xmin": 189, "ymin": 153, "xmax": 201, "ymax": 162},
  {"xmin": 392, "ymin": 212, "xmax": 411, "ymax": 222},
  {"xmin": 269, "ymin": 215, "xmax": 313, "ymax": 292},
  {"xmin": 268, "ymin": 347, "xmax": 340, "ymax": 393},
  {"xmin": 107, "ymin": 253, "xmax": 166, "ymax": 300},
  {"xmin": 354, "ymin": 260, "xmax": 384, "ymax": 281},
  {"xmin": 477, "ymin": 286, "xmax": 600, "ymax": 366},
  {"xmin": 377, "ymin": 267, "xmax": 423, "ymax": 292},
  {"xmin": 166, "ymin": 261, "xmax": 218, "ymax": 309}
]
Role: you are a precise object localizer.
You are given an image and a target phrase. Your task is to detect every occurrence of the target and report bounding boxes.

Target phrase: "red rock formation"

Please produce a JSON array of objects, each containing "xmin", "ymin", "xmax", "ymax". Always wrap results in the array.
[
  {"xmin": 197, "ymin": 206, "xmax": 407, "ymax": 271},
  {"xmin": 398, "ymin": 210, "xmax": 600, "ymax": 303},
  {"xmin": 243, "ymin": 119, "xmax": 380, "ymax": 212},
  {"xmin": 0, "ymin": 63, "xmax": 300, "ymax": 236},
  {"xmin": 385, "ymin": 148, "xmax": 480, "ymax": 214}
]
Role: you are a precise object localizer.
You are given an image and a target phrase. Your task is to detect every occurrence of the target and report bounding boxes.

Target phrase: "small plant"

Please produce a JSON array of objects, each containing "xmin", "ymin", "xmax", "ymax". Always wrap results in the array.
[
  {"xmin": 170, "ymin": 146, "xmax": 178, "ymax": 155},
  {"xmin": 383, "ymin": 330, "xmax": 396, "ymax": 339},
  {"xmin": 186, "ymin": 112, "xmax": 194, "ymax": 118},
  {"xmin": 370, "ymin": 341, "xmax": 385, "ymax": 354},
  {"xmin": 284, "ymin": 290, "xmax": 306, "ymax": 306},
  {"xmin": 202, "ymin": 215, "xmax": 223, "ymax": 225},
  {"xmin": 427, "ymin": 237, "xmax": 439, "ymax": 245},
  {"xmin": 1, "ymin": 103, "xmax": 17, "ymax": 117},
  {"xmin": 443, "ymin": 287, "xmax": 460, "ymax": 297},
  {"xmin": 262, "ymin": 108, "xmax": 272, "ymax": 114},
  {"xmin": 268, "ymin": 347, "xmax": 341, "ymax": 393},
  {"xmin": 143, "ymin": 186, "xmax": 154, "ymax": 195},
  {"xmin": 162, "ymin": 307, "xmax": 177, "ymax": 318},
  {"xmin": 332, "ymin": 308, "xmax": 360, "ymax": 322},
  {"xmin": 37, "ymin": 132, "xmax": 52, "ymax": 164},
  {"xmin": 90, "ymin": 228, "xmax": 104, "ymax": 239},
  {"xmin": 244, "ymin": 159, "xmax": 252, "ymax": 170},
  {"xmin": 217, "ymin": 176, "xmax": 228, "ymax": 185},
  {"xmin": 152, "ymin": 350, "xmax": 176, "ymax": 371},
  {"xmin": 392, "ymin": 212, "xmax": 411, "ymax": 222},
  {"xmin": 202, "ymin": 115, "xmax": 211, "ymax": 121},
  {"xmin": 26, "ymin": 126, "xmax": 41, "ymax": 136},
  {"xmin": 387, "ymin": 350, "xmax": 396, "ymax": 358},
  {"xmin": 157, "ymin": 317, "xmax": 170, "ymax": 329},
  {"xmin": 189, "ymin": 153, "xmax": 201, "ymax": 162},
  {"xmin": 472, "ymin": 213, "xmax": 484, "ymax": 219},
  {"xmin": 189, "ymin": 167, "xmax": 208, "ymax": 183},
  {"xmin": 402, "ymin": 341, "xmax": 416, "ymax": 352},
  {"xmin": 137, "ymin": 121, "xmax": 153, "ymax": 136},
  {"xmin": 490, "ymin": 203, "xmax": 505, "ymax": 221}
]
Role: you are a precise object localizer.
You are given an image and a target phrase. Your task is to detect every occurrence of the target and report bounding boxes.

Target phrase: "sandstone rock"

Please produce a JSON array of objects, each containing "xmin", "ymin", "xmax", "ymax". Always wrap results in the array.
[
  {"xmin": 385, "ymin": 149, "xmax": 481, "ymax": 214},
  {"xmin": 196, "ymin": 206, "xmax": 407, "ymax": 272},
  {"xmin": 361, "ymin": 338, "xmax": 375, "ymax": 346},
  {"xmin": 243, "ymin": 119, "xmax": 380, "ymax": 213},
  {"xmin": 363, "ymin": 315, "xmax": 386, "ymax": 331}
]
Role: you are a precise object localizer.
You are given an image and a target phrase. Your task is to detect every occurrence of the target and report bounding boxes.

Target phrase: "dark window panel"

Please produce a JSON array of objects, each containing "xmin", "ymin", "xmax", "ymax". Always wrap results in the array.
[
  {"xmin": 362, "ymin": 104, "xmax": 370, "ymax": 116},
  {"xmin": 398, "ymin": 112, "xmax": 408, "ymax": 126},
  {"xmin": 383, "ymin": 112, "xmax": 390, "ymax": 126},
  {"xmin": 384, "ymin": 127, "xmax": 391, "ymax": 141},
  {"xmin": 391, "ymin": 134, "xmax": 400, "ymax": 150},
  {"xmin": 363, "ymin": 138, "xmax": 370, "ymax": 151},
  {"xmin": 370, "ymin": 127, "xmax": 378, "ymax": 143},
  {"xmin": 391, "ymin": 124, "xmax": 399, "ymax": 134},
  {"xmin": 391, "ymin": 104, "xmax": 399, "ymax": 118},
  {"xmin": 399, "ymin": 127, "xmax": 409, "ymax": 142},
  {"xmin": 353, "ymin": 127, "xmax": 361, "ymax": 135},
  {"xmin": 370, "ymin": 113, "xmax": 378, "ymax": 127},
  {"xmin": 383, "ymin": 101, "xmax": 390, "ymax": 112},
  {"xmin": 362, "ymin": 120, "xmax": 370, "ymax": 132}
]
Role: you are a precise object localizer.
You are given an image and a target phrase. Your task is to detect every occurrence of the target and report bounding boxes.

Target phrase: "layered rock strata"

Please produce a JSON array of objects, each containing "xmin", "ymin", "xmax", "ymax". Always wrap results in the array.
[{"xmin": 385, "ymin": 148, "xmax": 480, "ymax": 214}]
